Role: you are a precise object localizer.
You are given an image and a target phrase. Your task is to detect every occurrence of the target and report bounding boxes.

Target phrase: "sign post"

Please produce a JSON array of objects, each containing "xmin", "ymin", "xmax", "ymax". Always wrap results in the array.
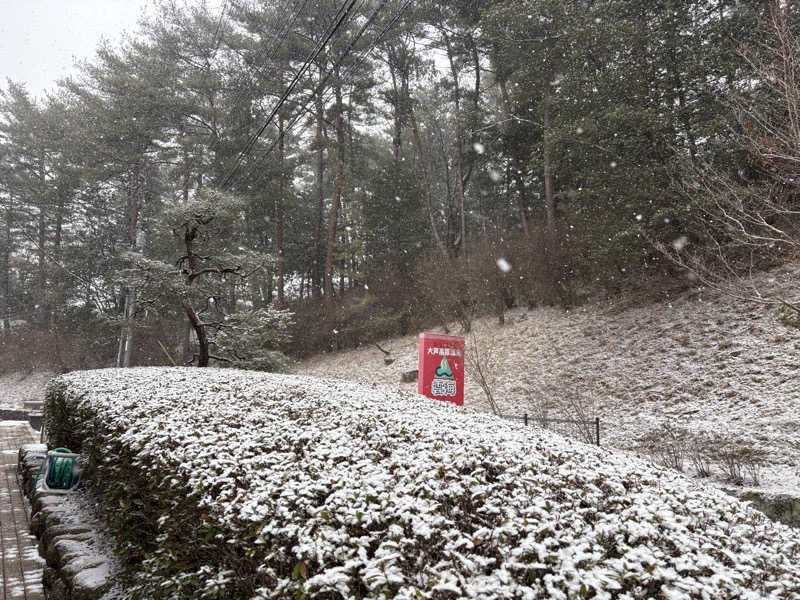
[{"xmin": 417, "ymin": 332, "xmax": 465, "ymax": 406}]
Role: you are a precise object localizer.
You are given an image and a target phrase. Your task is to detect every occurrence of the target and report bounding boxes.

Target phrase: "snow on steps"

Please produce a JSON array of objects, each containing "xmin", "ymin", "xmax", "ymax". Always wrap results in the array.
[{"xmin": 42, "ymin": 367, "xmax": 800, "ymax": 599}]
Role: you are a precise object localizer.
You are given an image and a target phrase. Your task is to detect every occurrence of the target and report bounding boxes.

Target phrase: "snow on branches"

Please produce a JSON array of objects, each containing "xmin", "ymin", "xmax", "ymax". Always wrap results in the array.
[{"xmin": 119, "ymin": 189, "xmax": 291, "ymax": 369}]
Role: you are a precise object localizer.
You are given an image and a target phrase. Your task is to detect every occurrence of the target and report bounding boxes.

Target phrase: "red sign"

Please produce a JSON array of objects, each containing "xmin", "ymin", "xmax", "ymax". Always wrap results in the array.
[{"xmin": 418, "ymin": 332, "xmax": 465, "ymax": 406}]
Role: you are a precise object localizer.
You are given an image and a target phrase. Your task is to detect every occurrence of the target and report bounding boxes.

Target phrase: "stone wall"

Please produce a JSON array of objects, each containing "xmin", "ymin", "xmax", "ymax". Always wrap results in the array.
[{"xmin": 17, "ymin": 445, "xmax": 119, "ymax": 600}]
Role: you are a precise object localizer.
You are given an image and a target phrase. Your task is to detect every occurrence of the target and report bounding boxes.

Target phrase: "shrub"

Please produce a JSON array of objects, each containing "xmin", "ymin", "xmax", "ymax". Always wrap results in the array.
[
  {"xmin": 687, "ymin": 433, "xmax": 714, "ymax": 478},
  {"xmin": 639, "ymin": 426, "xmax": 769, "ymax": 486},
  {"xmin": 638, "ymin": 424, "xmax": 687, "ymax": 472},
  {"xmin": 44, "ymin": 368, "xmax": 800, "ymax": 599},
  {"xmin": 709, "ymin": 434, "xmax": 768, "ymax": 486}
]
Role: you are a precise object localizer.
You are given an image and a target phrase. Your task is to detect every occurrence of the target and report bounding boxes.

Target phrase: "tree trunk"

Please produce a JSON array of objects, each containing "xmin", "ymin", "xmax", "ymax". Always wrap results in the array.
[
  {"xmin": 324, "ymin": 72, "xmax": 346, "ymax": 302},
  {"xmin": 1, "ymin": 195, "xmax": 12, "ymax": 333},
  {"xmin": 182, "ymin": 133, "xmax": 192, "ymax": 203},
  {"xmin": 122, "ymin": 290, "xmax": 136, "ymax": 369},
  {"xmin": 444, "ymin": 33, "xmax": 468, "ymax": 255},
  {"xmin": 542, "ymin": 83, "xmax": 555, "ymax": 234},
  {"xmin": 183, "ymin": 299, "xmax": 209, "ymax": 367},
  {"xmin": 117, "ymin": 295, "xmax": 134, "ymax": 368},
  {"xmin": 48, "ymin": 189, "xmax": 67, "ymax": 330},
  {"xmin": 388, "ymin": 48, "xmax": 403, "ymax": 171},
  {"xmin": 312, "ymin": 89, "xmax": 327, "ymax": 300},
  {"xmin": 339, "ymin": 254, "xmax": 345, "ymax": 296},
  {"xmin": 117, "ymin": 165, "xmax": 142, "ymax": 368},
  {"xmin": 299, "ymin": 271, "xmax": 305, "ymax": 302},
  {"xmin": 275, "ymin": 104, "xmax": 286, "ymax": 308},
  {"xmin": 265, "ymin": 266, "xmax": 274, "ymax": 304},
  {"xmin": 37, "ymin": 204, "xmax": 47, "ymax": 326},
  {"xmin": 499, "ymin": 79, "xmax": 530, "ymax": 235},
  {"xmin": 409, "ymin": 109, "xmax": 448, "ymax": 259},
  {"xmin": 182, "ymin": 318, "xmax": 192, "ymax": 363}
]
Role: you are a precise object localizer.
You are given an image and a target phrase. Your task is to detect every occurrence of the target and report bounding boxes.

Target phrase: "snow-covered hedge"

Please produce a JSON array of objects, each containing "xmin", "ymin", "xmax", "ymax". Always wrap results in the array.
[{"xmin": 45, "ymin": 368, "xmax": 800, "ymax": 599}]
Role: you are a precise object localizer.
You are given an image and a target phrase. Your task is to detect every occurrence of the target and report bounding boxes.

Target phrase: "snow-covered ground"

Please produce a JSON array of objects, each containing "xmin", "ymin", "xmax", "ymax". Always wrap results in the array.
[
  {"xmin": 45, "ymin": 368, "xmax": 800, "ymax": 598},
  {"xmin": 297, "ymin": 263, "xmax": 800, "ymax": 498},
  {"xmin": 0, "ymin": 371, "xmax": 54, "ymax": 411}
]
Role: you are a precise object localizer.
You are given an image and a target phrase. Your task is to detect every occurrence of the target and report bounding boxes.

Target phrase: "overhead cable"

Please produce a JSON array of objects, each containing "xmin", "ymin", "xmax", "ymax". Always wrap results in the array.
[
  {"xmin": 220, "ymin": 0, "xmax": 359, "ymax": 190},
  {"xmin": 236, "ymin": 0, "xmax": 414, "ymax": 191}
]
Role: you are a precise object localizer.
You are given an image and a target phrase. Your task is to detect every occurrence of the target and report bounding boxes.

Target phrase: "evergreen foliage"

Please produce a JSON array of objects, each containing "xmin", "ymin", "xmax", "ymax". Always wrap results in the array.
[{"xmin": 0, "ymin": 0, "xmax": 793, "ymax": 364}]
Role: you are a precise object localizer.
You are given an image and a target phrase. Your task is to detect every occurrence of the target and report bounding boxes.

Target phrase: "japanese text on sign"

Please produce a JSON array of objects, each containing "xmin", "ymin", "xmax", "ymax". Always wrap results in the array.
[
  {"xmin": 426, "ymin": 347, "xmax": 462, "ymax": 357},
  {"xmin": 431, "ymin": 379, "xmax": 457, "ymax": 396}
]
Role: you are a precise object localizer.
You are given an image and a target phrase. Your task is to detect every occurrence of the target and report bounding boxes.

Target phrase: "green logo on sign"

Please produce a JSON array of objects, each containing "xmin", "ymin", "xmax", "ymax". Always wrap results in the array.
[{"xmin": 435, "ymin": 357, "xmax": 454, "ymax": 379}]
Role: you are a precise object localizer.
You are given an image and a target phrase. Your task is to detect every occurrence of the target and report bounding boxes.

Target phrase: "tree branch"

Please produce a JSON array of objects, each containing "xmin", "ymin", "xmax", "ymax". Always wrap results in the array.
[{"xmin": 186, "ymin": 265, "xmax": 241, "ymax": 283}]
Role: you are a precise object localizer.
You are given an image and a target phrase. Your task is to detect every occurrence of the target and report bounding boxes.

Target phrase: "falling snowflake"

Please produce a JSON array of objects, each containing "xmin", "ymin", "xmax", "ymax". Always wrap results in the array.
[
  {"xmin": 496, "ymin": 258, "xmax": 512, "ymax": 273},
  {"xmin": 672, "ymin": 235, "xmax": 689, "ymax": 251}
]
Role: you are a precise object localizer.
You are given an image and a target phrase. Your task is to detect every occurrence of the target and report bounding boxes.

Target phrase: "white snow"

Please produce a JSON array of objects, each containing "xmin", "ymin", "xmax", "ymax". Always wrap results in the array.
[
  {"xmin": 47, "ymin": 367, "xmax": 800, "ymax": 598},
  {"xmin": 298, "ymin": 262, "xmax": 800, "ymax": 499},
  {"xmin": 0, "ymin": 371, "xmax": 53, "ymax": 411},
  {"xmin": 496, "ymin": 258, "xmax": 512, "ymax": 273}
]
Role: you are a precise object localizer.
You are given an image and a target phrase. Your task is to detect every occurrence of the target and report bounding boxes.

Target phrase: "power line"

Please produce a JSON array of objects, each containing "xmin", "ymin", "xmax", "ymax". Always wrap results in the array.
[
  {"xmin": 220, "ymin": 0, "xmax": 359, "ymax": 190},
  {"xmin": 311, "ymin": 0, "xmax": 394, "ymax": 101},
  {"xmin": 235, "ymin": 0, "xmax": 414, "ymax": 191},
  {"xmin": 183, "ymin": 0, "xmax": 310, "ymax": 177},
  {"xmin": 225, "ymin": 0, "xmax": 311, "ymax": 114},
  {"xmin": 219, "ymin": 0, "xmax": 355, "ymax": 189},
  {"xmin": 341, "ymin": 0, "xmax": 414, "ymax": 85},
  {"xmin": 223, "ymin": 0, "xmax": 387, "ymax": 191}
]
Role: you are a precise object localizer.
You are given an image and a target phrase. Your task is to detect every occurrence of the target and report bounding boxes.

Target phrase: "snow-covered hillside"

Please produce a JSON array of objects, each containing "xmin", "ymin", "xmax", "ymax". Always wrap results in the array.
[
  {"xmin": 297, "ymin": 264, "xmax": 800, "ymax": 497},
  {"xmin": 46, "ymin": 368, "xmax": 800, "ymax": 598},
  {"xmin": 0, "ymin": 371, "xmax": 54, "ymax": 411}
]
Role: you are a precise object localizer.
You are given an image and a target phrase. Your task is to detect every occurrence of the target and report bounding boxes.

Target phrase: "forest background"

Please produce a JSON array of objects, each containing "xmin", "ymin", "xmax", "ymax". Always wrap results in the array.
[{"xmin": 0, "ymin": 0, "xmax": 797, "ymax": 372}]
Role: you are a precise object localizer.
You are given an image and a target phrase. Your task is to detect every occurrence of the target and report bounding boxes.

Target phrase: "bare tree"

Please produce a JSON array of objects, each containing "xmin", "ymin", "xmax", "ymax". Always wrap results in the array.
[
  {"xmin": 463, "ymin": 331, "xmax": 500, "ymax": 416},
  {"xmin": 666, "ymin": 2, "xmax": 800, "ymax": 317}
]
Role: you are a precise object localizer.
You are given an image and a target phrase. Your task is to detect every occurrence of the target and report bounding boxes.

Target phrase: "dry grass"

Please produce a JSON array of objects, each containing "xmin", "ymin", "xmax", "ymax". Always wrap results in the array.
[{"xmin": 296, "ymin": 262, "xmax": 800, "ymax": 496}]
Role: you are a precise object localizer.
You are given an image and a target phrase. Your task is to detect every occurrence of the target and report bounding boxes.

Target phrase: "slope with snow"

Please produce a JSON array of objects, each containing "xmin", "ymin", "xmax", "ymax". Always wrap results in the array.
[{"xmin": 298, "ymin": 264, "xmax": 800, "ymax": 496}]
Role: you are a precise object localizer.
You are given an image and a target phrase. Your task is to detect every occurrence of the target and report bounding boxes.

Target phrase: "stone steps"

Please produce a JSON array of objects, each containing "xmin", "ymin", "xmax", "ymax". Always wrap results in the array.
[
  {"xmin": 22, "ymin": 401, "xmax": 43, "ymax": 414},
  {"xmin": 0, "ymin": 423, "xmax": 45, "ymax": 599}
]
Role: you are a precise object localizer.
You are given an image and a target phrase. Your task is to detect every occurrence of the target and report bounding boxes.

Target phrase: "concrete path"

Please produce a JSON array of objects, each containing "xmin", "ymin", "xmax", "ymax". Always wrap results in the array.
[{"xmin": 0, "ymin": 422, "xmax": 44, "ymax": 600}]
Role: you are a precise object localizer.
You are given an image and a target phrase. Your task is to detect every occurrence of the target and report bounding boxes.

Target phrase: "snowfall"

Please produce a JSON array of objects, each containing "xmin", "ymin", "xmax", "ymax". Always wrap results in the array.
[
  {"xmin": 46, "ymin": 366, "xmax": 800, "ymax": 599},
  {"xmin": 299, "ymin": 262, "xmax": 800, "ymax": 499},
  {"xmin": 2, "ymin": 263, "xmax": 797, "ymax": 598}
]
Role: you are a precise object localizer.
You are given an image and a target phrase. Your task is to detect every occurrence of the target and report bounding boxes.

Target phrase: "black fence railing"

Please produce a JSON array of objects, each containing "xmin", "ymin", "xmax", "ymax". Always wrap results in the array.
[{"xmin": 503, "ymin": 413, "xmax": 601, "ymax": 446}]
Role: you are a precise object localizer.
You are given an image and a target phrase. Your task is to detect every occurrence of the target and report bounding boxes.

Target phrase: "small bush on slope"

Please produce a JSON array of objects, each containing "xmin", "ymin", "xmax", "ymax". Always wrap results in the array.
[{"xmin": 45, "ymin": 368, "xmax": 800, "ymax": 599}]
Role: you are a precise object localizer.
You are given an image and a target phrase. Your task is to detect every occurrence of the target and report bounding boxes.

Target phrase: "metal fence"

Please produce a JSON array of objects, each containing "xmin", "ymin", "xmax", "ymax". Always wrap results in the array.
[{"xmin": 503, "ymin": 413, "xmax": 601, "ymax": 446}]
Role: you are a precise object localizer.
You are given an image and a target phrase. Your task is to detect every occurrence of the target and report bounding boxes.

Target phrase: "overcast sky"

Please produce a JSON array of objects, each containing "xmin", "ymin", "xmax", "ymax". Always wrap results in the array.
[{"xmin": 0, "ymin": 0, "xmax": 152, "ymax": 99}]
